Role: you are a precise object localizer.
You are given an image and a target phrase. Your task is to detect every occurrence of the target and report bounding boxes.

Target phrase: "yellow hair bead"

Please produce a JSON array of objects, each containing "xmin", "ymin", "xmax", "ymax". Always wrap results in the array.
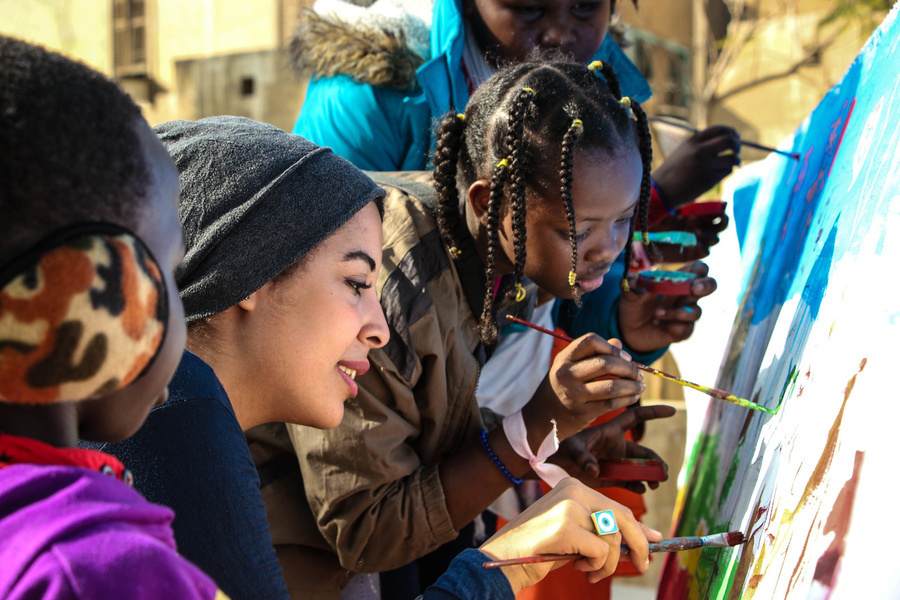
[
  {"xmin": 620, "ymin": 279, "xmax": 631, "ymax": 292},
  {"xmin": 568, "ymin": 271, "xmax": 577, "ymax": 287},
  {"xmin": 642, "ymin": 232, "xmax": 650, "ymax": 245},
  {"xmin": 619, "ymin": 97, "xmax": 632, "ymax": 109},
  {"xmin": 588, "ymin": 61, "xmax": 604, "ymax": 72},
  {"xmin": 457, "ymin": 113, "xmax": 466, "ymax": 122},
  {"xmin": 497, "ymin": 158, "xmax": 509, "ymax": 169},
  {"xmin": 515, "ymin": 283, "xmax": 527, "ymax": 302},
  {"xmin": 449, "ymin": 246, "xmax": 462, "ymax": 258},
  {"xmin": 522, "ymin": 87, "xmax": 535, "ymax": 95},
  {"xmin": 571, "ymin": 118, "xmax": 583, "ymax": 129}
]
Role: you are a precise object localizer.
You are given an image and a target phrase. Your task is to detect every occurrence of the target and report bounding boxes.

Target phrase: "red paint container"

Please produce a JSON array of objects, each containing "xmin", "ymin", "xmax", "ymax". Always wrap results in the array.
[
  {"xmin": 677, "ymin": 200, "xmax": 727, "ymax": 218},
  {"xmin": 637, "ymin": 270, "xmax": 697, "ymax": 295},
  {"xmin": 596, "ymin": 458, "xmax": 667, "ymax": 482}
]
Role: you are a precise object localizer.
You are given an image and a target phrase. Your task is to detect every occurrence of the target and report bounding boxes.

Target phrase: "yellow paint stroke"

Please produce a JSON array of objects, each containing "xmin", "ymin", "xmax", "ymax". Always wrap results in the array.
[{"xmin": 743, "ymin": 358, "xmax": 866, "ymax": 597}]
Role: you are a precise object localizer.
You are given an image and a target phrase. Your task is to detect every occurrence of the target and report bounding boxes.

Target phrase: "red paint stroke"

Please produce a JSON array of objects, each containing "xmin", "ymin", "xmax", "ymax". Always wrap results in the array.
[
  {"xmin": 827, "ymin": 98, "xmax": 856, "ymax": 177},
  {"xmin": 747, "ymin": 505, "xmax": 769, "ymax": 544},
  {"xmin": 785, "ymin": 358, "xmax": 867, "ymax": 595},
  {"xmin": 793, "ymin": 147, "xmax": 815, "ymax": 193},
  {"xmin": 784, "ymin": 98, "xmax": 854, "ymax": 243},
  {"xmin": 813, "ymin": 450, "xmax": 864, "ymax": 587}
]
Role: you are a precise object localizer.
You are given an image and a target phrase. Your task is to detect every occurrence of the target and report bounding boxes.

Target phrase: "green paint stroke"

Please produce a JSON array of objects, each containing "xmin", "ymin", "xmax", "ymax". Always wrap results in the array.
[
  {"xmin": 674, "ymin": 431, "xmax": 745, "ymax": 599},
  {"xmin": 779, "ymin": 364, "xmax": 799, "ymax": 405}
]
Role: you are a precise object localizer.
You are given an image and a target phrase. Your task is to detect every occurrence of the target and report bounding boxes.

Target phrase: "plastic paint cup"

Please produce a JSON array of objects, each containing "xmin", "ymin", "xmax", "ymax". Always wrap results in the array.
[
  {"xmin": 677, "ymin": 200, "xmax": 727, "ymax": 218},
  {"xmin": 637, "ymin": 270, "xmax": 697, "ymax": 295}
]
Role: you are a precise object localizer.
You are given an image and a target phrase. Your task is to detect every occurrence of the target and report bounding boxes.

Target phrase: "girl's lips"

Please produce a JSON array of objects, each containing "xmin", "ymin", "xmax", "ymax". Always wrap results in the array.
[{"xmin": 578, "ymin": 273, "xmax": 605, "ymax": 293}]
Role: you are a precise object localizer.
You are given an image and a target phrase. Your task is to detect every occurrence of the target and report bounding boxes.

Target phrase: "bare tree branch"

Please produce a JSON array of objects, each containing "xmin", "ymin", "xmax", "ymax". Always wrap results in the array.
[{"xmin": 713, "ymin": 26, "xmax": 843, "ymax": 102}]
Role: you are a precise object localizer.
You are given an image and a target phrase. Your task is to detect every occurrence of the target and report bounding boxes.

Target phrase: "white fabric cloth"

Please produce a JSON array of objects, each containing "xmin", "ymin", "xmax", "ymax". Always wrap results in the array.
[
  {"xmin": 314, "ymin": 0, "xmax": 434, "ymax": 60},
  {"xmin": 340, "ymin": 572, "xmax": 380, "ymax": 600},
  {"xmin": 475, "ymin": 302, "xmax": 555, "ymax": 415},
  {"xmin": 502, "ymin": 410, "xmax": 570, "ymax": 488}
]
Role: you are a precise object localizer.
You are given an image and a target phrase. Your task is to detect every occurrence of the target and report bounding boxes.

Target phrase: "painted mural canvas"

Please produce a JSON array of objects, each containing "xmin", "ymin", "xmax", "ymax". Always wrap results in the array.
[{"xmin": 659, "ymin": 5, "xmax": 900, "ymax": 599}]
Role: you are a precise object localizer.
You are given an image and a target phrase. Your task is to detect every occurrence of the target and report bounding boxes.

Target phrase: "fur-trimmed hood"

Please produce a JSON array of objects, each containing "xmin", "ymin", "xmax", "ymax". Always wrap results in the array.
[
  {"xmin": 289, "ymin": 0, "xmax": 631, "ymax": 92},
  {"xmin": 290, "ymin": 0, "xmax": 433, "ymax": 90}
]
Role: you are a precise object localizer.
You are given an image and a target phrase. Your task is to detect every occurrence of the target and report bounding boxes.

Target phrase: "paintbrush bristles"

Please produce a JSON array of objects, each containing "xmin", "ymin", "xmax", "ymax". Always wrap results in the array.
[{"xmin": 723, "ymin": 531, "xmax": 746, "ymax": 546}]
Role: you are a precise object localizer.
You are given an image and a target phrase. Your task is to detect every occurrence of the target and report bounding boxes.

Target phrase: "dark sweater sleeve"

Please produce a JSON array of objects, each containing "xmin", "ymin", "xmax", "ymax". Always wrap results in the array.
[
  {"xmin": 99, "ymin": 397, "xmax": 289, "ymax": 600},
  {"xmin": 421, "ymin": 549, "xmax": 513, "ymax": 600}
]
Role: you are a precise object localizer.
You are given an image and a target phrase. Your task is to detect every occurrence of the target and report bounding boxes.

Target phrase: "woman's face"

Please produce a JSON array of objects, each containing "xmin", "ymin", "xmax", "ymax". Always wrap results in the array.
[
  {"xmin": 469, "ymin": 0, "xmax": 611, "ymax": 65},
  {"xmin": 240, "ymin": 202, "xmax": 389, "ymax": 430},
  {"xmin": 497, "ymin": 148, "xmax": 642, "ymax": 300}
]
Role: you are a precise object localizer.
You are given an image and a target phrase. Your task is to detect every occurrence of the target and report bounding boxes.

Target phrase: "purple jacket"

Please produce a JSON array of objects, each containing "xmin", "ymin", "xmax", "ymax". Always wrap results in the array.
[{"xmin": 0, "ymin": 463, "xmax": 223, "ymax": 599}]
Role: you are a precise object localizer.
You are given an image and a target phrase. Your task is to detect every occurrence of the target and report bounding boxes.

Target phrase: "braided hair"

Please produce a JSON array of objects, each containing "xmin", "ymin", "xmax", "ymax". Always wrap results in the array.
[{"xmin": 433, "ymin": 60, "xmax": 653, "ymax": 344}]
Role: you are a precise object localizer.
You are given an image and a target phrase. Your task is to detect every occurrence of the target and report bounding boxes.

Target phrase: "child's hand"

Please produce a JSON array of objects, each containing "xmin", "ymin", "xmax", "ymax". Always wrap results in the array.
[
  {"xmin": 524, "ymin": 335, "xmax": 645, "ymax": 442},
  {"xmin": 651, "ymin": 126, "xmax": 741, "ymax": 208},
  {"xmin": 548, "ymin": 405, "xmax": 675, "ymax": 493},
  {"xmin": 479, "ymin": 478, "xmax": 662, "ymax": 594},
  {"xmin": 618, "ymin": 261, "xmax": 717, "ymax": 353}
]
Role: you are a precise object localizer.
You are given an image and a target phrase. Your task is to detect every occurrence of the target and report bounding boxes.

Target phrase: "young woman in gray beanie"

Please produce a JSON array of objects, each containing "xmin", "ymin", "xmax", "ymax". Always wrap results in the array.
[{"xmin": 92, "ymin": 116, "xmax": 658, "ymax": 600}]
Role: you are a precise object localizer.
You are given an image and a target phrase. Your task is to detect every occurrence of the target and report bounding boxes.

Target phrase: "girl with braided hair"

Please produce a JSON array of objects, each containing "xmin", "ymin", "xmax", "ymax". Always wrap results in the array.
[{"xmin": 448, "ymin": 59, "xmax": 697, "ymax": 600}]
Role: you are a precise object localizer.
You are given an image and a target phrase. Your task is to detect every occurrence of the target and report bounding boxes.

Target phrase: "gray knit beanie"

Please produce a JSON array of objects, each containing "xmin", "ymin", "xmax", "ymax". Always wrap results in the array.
[{"xmin": 156, "ymin": 116, "xmax": 384, "ymax": 323}]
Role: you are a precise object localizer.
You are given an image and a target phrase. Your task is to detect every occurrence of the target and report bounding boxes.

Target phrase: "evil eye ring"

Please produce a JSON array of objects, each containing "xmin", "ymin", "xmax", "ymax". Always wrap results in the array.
[{"xmin": 592, "ymin": 510, "xmax": 619, "ymax": 536}]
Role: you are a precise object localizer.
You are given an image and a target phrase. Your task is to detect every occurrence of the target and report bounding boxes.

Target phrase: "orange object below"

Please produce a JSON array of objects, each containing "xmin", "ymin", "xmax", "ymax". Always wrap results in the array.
[{"xmin": 517, "ymin": 560, "xmax": 613, "ymax": 600}]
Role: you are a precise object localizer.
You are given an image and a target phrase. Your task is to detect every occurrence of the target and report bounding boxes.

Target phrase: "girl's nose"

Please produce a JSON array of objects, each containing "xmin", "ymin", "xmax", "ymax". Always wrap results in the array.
[
  {"xmin": 582, "ymin": 231, "xmax": 623, "ymax": 265},
  {"xmin": 539, "ymin": 15, "xmax": 578, "ymax": 49}
]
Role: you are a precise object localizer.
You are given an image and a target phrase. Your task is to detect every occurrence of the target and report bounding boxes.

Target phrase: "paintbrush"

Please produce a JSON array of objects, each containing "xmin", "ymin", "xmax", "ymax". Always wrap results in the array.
[
  {"xmin": 505, "ymin": 315, "xmax": 776, "ymax": 414},
  {"xmin": 482, "ymin": 531, "xmax": 745, "ymax": 568},
  {"xmin": 648, "ymin": 116, "xmax": 801, "ymax": 160}
]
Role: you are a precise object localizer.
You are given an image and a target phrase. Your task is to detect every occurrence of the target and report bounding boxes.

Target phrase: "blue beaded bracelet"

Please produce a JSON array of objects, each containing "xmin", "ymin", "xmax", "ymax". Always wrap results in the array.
[{"xmin": 479, "ymin": 429, "xmax": 523, "ymax": 486}]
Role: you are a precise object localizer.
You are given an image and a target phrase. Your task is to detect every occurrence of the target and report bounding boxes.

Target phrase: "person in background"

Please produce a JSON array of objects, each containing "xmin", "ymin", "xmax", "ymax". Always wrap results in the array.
[{"xmin": 290, "ymin": 0, "xmax": 739, "ymax": 227}]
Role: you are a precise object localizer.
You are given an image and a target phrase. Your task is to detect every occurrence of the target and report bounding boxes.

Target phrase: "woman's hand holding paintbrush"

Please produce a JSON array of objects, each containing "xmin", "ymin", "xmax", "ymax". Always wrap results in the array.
[
  {"xmin": 483, "ymin": 530, "xmax": 746, "ymax": 569},
  {"xmin": 479, "ymin": 479, "xmax": 663, "ymax": 591}
]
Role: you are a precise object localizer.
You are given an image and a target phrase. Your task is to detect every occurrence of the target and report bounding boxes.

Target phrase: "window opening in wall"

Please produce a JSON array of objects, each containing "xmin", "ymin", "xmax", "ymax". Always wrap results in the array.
[
  {"xmin": 241, "ymin": 77, "xmax": 255, "ymax": 97},
  {"xmin": 113, "ymin": 0, "xmax": 148, "ymax": 77}
]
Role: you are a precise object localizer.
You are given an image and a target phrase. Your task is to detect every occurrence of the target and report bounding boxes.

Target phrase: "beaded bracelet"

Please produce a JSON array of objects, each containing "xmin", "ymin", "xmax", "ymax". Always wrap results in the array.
[{"xmin": 479, "ymin": 429, "xmax": 523, "ymax": 486}]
